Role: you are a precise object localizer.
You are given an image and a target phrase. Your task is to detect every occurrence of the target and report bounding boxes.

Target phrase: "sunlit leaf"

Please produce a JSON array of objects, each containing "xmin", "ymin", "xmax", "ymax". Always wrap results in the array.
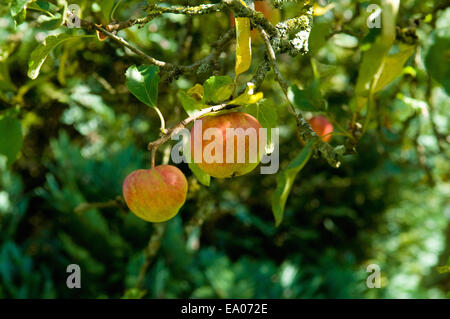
[
  {"xmin": 28, "ymin": 34, "xmax": 88, "ymax": 79},
  {"xmin": 355, "ymin": 0, "xmax": 400, "ymax": 104},
  {"xmin": 178, "ymin": 88, "xmax": 204, "ymax": 116},
  {"xmin": 125, "ymin": 65, "xmax": 160, "ymax": 108},
  {"xmin": 10, "ymin": 0, "xmax": 33, "ymax": 25},
  {"xmin": 373, "ymin": 45, "xmax": 415, "ymax": 93},
  {"xmin": 272, "ymin": 141, "xmax": 313, "ymax": 227},
  {"xmin": 228, "ymin": 83, "xmax": 263, "ymax": 106},
  {"xmin": 313, "ymin": 3, "xmax": 335, "ymax": 16},
  {"xmin": 235, "ymin": 17, "xmax": 252, "ymax": 78}
]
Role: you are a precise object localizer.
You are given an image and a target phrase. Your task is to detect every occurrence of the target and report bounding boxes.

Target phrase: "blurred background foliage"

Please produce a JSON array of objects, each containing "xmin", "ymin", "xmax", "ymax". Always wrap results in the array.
[{"xmin": 0, "ymin": 0, "xmax": 449, "ymax": 298}]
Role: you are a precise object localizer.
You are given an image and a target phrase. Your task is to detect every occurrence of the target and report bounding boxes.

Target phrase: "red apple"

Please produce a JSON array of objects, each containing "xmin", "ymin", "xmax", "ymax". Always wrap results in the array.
[
  {"xmin": 190, "ymin": 112, "xmax": 265, "ymax": 178},
  {"xmin": 308, "ymin": 115, "xmax": 334, "ymax": 142},
  {"xmin": 122, "ymin": 165, "xmax": 188, "ymax": 223}
]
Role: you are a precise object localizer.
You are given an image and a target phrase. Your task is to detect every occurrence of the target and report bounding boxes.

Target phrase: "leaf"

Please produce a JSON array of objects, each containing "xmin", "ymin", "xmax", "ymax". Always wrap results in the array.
[
  {"xmin": 125, "ymin": 65, "xmax": 160, "ymax": 108},
  {"xmin": 10, "ymin": 0, "xmax": 33, "ymax": 25},
  {"xmin": 235, "ymin": 17, "xmax": 252, "ymax": 77},
  {"xmin": 425, "ymin": 28, "xmax": 450, "ymax": 94},
  {"xmin": 203, "ymin": 76, "xmax": 234, "ymax": 104},
  {"xmin": 123, "ymin": 288, "xmax": 146, "ymax": 299},
  {"xmin": 288, "ymin": 80, "xmax": 325, "ymax": 112},
  {"xmin": 354, "ymin": 0, "xmax": 400, "ymax": 105},
  {"xmin": 0, "ymin": 115, "xmax": 23, "ymax": 167},
  {"xmin": 373, "ymin": 45, "xmax": 415, "ymax": 93},
  {"xmin": 309, "ymin": 22, "xmax": 330, "ymax": 55},
  {"xmin": 28, "ymin": 34, "xmax": 86, "ymax": 79},
  {"xmin": 178, "ymin": 88, "xmax": 204, "ymax": 116},
  {"xmin": 228, "ymin": 82, "xmax": 263, "ymax": 106},
  {"xmin": 37, "ymin": 13, "xmax": 63, "ymax": 30},
  {"xmin": 0, "ymin": 62, "xmax": 17, "ymax": 91},
  {"xmin": 187, "ymin": 84, "xmax": 204, "ymax": 101},
  {"xmin": 246, "ymin": 99, "xmax": 278, "ymax": 149},
  {"xmin": 313, "ymin": 3, "xmax": 335, "ymax": 16},
  {"xmin": 272, "ymin": 141, "xmax": 313, "ymax": 227},
  {"xmin": 100, "ymin": 0, "xmax": 116, "ymax": 23},
  {"xmin": 184, "ymin": 141, "xmax": 210, "ymax": 186}
]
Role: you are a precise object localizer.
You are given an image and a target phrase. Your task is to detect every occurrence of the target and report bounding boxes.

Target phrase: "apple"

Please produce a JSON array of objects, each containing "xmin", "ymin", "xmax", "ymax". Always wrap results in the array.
[
  {"xmin": 308, "ymin": 115, "xmax": 333, "ymax": 142},
  {"xmin": 190, "ymin": 112, "xmax": 265, "ymax": 178},
  {"xmin": 122, "ymin": 165, "xmax": 188, "ymax": 223}
]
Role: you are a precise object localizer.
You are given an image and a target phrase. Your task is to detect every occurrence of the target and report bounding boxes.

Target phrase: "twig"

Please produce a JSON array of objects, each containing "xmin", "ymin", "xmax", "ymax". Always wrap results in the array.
[
  {"xmin": 74, "ymin": 196, "xmax": 125, "ymax": 214},
  {"xmin": 147, "ymin": 102, "xmax": 240, "ymax": 155},
  {"xmin": 66, "ymin": 12, "xmax": 235, "ymax": 78}
]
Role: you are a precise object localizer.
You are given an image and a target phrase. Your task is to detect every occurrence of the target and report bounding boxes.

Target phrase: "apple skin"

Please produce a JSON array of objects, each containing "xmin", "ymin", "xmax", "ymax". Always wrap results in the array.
[
  {"xmin": 190, "ymin": 112, "xmax": 264, "ymax": 178},
  {"xmin": 122, "ymin": 165, "xmax": 188, "ymax": 223},
  {"xmin": 308, "ymin": 115, "xmax": 333, "ymax": 142}
]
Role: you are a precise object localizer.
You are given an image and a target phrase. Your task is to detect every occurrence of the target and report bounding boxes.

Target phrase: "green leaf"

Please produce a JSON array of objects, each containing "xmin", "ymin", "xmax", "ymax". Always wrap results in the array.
[
  {"xmin": 425, "ymin": 28, "xmax": 450, "ymax": 94},
  {"xmin": 246, "ymin": 99, "xmax": 278, "ymax": 149},
  {"xmin": 288, "ymin": 80, "xmax": 325, "ymax": 112},
  {"xmin": 203, "ymin": 76, "xmax": 234, "ymax": 104},
  {"xmin": 0, "ymin": 62, "xmax": 17, "ymax": 91},
  {"xmin": 272, "ymin": 141, "xmax": 313, "ymax": 227},
  {"xmin": 125, "ymin": 65, "xmax": 160, "ymax": 108},
  {"xmin": 10, "ymin": 0, "xmax": 33, "ymax": 25},
  {"xmin": 184, "ymin": 142, "xmax": 210, "ymax": 186},
  {"xmin": 355, "ymin": 0, "xmax": 400, "ymax": 99},
  {"xmin": 37, "ymin": 13, "xmax": 63, "ymax": 30},
  {"xmin": 308, "ymin": 22, "xmax": 330, "ymax": 55},
  {"xmin": 28, "ymin": 34, "xmax": 87, "ymax": 79},
  {"xmin": 99, "ymin": 0, "xmax": 116, "ymax": 23},
  {"xmin": 28, "ymin": 1, "xmax": 59, "ymax": 13},
  {"xmin": 373, "ymin": 45, "xmax": 415, "ymax": 93},
  {"xmin": 0, "ymin": 114, "xmax": 23, "ymax": 167},
  {"xmin": 178, "ymin": 84, "xmax": 205, "ymax": 116},
  {"xmin": 122, "ymin": 288, "xmax": 146, "ymax": 299}
]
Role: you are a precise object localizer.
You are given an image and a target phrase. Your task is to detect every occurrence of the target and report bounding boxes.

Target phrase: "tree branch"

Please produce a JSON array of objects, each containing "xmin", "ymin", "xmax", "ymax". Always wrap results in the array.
[{"xmin": 258, "ymin": 26, "xmax": 341, "ymax": 168}]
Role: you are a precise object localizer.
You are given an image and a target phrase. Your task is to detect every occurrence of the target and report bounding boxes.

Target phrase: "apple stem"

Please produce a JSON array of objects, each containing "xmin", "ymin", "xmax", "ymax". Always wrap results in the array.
[{"xmin": 151, "ymin": 147, "xmax": 157, "ymax": 169}]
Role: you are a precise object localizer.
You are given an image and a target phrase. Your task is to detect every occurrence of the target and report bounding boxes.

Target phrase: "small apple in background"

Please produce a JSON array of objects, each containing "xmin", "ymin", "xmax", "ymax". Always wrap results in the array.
[
  {"xmin": 190, "ymin": 112, "xmax": 265, "ymax": 178},
  {"xmin": 122, "ymin": 165, "xmax": 188, "ymax": 223},
  {"xmin": 308, "ymin": 115, "xmax": 333, "ymax": 142}
]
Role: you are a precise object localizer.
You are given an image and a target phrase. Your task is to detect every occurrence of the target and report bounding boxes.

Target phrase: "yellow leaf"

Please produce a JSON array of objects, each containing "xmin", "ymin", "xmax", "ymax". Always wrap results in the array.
[
  {"xmin": 313, "ymin": 3, "xmax": 335, "ymax": 16},
  {"xmin": 235, "ymin": 17, "xmax": 252, "ymax": 78},
  {"xmin": 228, "ymin": 82, "xmax": 263, "ymax": 105}
]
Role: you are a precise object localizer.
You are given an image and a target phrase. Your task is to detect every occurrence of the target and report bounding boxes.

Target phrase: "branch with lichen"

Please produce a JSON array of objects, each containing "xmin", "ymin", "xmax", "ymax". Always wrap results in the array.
[
  {"xmin": 65, "ymin": 11, "xmax": 234, "ymax": 79},
  {"xmin": 258, "ymin": 26, "xmax": 341, "ymax": 168}
]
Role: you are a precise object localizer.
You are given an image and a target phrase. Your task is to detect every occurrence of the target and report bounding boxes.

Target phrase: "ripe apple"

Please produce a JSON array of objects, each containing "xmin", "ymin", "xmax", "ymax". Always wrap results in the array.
[
  {"xmin": 308, "ymin": 115, "xmax": 333, "ymax": 142},
  {"xmin": 190, "ymin": 112, "xmax": 265, "ymax": 178},
  {"xmin": 122, "ymin": 165, "xmax": 188, "ymax": 223}
]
